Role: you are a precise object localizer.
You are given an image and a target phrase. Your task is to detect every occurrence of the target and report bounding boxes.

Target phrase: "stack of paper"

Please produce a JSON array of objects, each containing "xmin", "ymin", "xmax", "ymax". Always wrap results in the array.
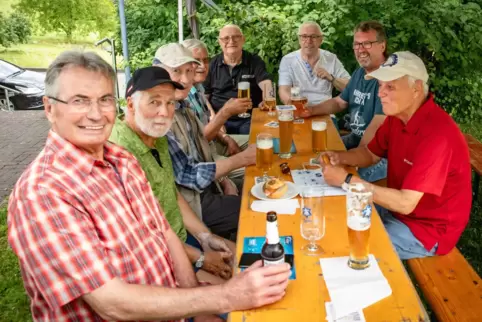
[
  {"xmin": 320, "ymin": 255, "xmax": 392, "ymax": 320},
  {"xmin": 250, "ymin": 199, "xmax": 300, "ymax": 215}
]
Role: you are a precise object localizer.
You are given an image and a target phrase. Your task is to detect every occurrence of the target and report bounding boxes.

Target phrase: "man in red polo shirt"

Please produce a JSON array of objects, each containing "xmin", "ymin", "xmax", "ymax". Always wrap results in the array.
[{"xmin": 321, "ymin": 51, "xmax": 472, "ymax": 259}]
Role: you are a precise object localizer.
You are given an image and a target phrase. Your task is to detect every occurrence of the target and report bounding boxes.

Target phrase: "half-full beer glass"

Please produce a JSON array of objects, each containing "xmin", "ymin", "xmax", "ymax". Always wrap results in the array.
[
  {"xmin": 278, "ymin": 109, "xmax": 294, "ymax": 159},
  {"xmin": 290, "ymin": 86, "xmax": 307, "ymax": 119},
  {"xmin": 238, "ymin": 81, "xmax": 251, "ymax": 118},
  {"xmin": 346, "ymin": 183, "xmax": 373, "ymax": 270},
  {"xmin": 312, "ymin": 120, "xmax": 327, "ymax": 154},
  {"xmin": 256, "ymin": 133, "xmax": 273, "ymax": 182}
]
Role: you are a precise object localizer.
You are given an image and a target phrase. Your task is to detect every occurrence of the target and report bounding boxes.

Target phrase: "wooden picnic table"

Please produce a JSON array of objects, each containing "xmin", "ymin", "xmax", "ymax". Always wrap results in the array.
[{"xmin": 230, "ymin": 109, "xmax": 428, "ymax": 322}]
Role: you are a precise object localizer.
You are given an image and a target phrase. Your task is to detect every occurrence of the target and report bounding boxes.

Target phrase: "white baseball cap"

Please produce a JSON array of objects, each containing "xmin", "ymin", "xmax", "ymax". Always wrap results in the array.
[
  {"xmin": 154, "ymin": 43, "xmax": 201, "ymax": 68},
  {"xmin": 365, "ymin": 51, "xmax": 429, "ymax": 83}
]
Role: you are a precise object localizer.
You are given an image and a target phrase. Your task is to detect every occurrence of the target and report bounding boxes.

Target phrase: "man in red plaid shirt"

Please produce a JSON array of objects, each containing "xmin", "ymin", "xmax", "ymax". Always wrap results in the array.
[{"xmin": 7, "ymin": 51, "xmax": 290, "ymax": 322}]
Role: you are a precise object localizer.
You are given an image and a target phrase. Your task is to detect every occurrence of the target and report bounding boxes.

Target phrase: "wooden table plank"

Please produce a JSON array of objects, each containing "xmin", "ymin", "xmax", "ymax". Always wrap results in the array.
[{"xmin": 231, "ymin": 109, "xmax": 428, "ymax": 322}]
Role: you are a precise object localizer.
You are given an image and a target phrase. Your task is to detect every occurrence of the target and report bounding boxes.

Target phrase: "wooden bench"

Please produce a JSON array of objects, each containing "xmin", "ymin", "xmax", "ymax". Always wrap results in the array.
[
  {"xmin": 464, "ymin": 133, "xmax": 482, "ymax": 203},
  {"xmin": 407, "ymin": 248, "xmax": 482, "ymax": 321}
]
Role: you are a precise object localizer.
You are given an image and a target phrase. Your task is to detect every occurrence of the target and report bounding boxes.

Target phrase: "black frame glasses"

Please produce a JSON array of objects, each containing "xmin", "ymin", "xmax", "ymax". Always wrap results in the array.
[{"xmin": 352, "ymin": 41, "xmax": 380, "ymax": 50}]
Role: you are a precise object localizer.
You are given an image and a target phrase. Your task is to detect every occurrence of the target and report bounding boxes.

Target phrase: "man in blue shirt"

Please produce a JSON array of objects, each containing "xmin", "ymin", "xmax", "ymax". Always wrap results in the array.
[{"xmin": 302, "ymin": 21, "xmax": 388, "ymax": 182}]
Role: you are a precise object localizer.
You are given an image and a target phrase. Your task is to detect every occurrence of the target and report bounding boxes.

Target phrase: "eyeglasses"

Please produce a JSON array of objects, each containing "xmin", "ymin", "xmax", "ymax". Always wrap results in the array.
[
  {"xmin": 298, "ymin": 34, "xmax": 323, "ymax": 41},
  {"xmin": 218, "ymin": 35, "xmax": 243, "ymax": 43},
  {"xmin": 48, "ymin": 95, "xmax": 117, "ymax": 113},
  {"xmin": 353, "ymin": 41, "xmax": 379, "ymax": 50}
]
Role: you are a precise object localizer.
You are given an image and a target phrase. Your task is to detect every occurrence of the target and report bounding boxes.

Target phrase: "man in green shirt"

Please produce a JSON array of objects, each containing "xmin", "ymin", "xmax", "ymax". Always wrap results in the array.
[{"xmin": 110, "ymin": 66, "xmax": 234, "ymax": 282}]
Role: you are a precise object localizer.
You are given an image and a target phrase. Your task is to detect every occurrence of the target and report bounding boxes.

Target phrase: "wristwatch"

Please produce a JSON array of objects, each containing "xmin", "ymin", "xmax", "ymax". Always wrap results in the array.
[
  {"xmin": 195, "ymin": 252, "xmax": 205, "ymax": 269},
  {"xmin": 342, "ymin": 173, "xmax": 353, "ymax": 191}
]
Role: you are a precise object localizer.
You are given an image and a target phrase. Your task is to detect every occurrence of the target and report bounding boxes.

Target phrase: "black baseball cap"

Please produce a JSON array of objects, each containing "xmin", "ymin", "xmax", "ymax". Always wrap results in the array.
[{"xmin": 125, "ymin": 66, "xmax": 184, "ymax": 98}]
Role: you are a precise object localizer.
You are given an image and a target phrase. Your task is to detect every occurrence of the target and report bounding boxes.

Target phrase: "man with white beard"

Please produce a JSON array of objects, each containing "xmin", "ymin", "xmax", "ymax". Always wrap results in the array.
[{"xmin": 110, "ymin": 67, "xmax": 236, "ymax": 283}]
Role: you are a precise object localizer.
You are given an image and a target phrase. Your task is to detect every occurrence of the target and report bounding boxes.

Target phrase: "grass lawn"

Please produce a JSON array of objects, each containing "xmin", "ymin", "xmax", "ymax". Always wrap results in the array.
[
  {"xmin": 0, "ymin": 35, "xmax": 113, "ymax": 69},
  {"xmin": 0, "ymin": 120, "xmax": 481, "ymax": 320}
]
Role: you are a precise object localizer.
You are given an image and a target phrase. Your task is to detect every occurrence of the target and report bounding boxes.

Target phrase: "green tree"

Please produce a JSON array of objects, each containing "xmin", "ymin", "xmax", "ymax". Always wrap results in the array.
[
  {"xmin": 16, "ymin": 0, "xmax": 116, "ymax": 41},
  {"xmin": 0, "ymin": 11, "xmax": 31, "ymax": 48},
  {"xmin": 123, "ymin": 0, "xmax": 482, "ymax": 122}
]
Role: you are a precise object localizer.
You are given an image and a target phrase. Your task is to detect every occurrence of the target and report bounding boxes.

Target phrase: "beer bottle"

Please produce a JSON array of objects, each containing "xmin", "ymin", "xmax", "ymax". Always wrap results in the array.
[{"xmin": 261, "ymin": 211, "xmax": 285, "ymax": 266}]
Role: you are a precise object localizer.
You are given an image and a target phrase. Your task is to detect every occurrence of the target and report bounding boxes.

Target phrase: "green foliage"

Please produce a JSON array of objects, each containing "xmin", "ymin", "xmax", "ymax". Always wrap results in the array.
[
  {"xmin": 0, "ymin": 11, "xmax": 31, "ymax": 48},
  {"xmin": 16, "ymin": 0, "xmax": 116, "ymax": 41},
  {"xmin": 123, "ymin": 0, "xmax": 482, "ymax": 122}
]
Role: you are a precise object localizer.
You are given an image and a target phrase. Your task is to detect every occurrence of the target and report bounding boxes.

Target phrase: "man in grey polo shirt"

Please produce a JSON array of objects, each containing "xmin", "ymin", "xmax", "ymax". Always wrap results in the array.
[{"xmin": 278, "ymin": 21, "xmax": 350, "ymax": 106}]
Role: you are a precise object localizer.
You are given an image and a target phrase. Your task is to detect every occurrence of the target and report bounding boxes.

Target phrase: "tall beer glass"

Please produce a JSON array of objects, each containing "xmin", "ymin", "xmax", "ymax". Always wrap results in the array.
[
  {"xmin": 238, "ymin": 81, "xmax": 251, "ymax": 118},
  {"xmin": 300, "ymin": 186, "xmax": 325, "ymax": 256},
  {"xmin": 256, "ymin": 133, "xmax": 273, "ymax": 182},
  {"xmin": 290, "ymin": 86, "xmax": 307, "ymax": 119},
  {"xmin": 346, "ymin": 183, "xmax": 373, "ymax": 270},
  {"xmin": 312, "ymin": 120, "xmax": 327, "ymax": 154},
  {"xmin": 264, "ymin": 82, "xmax": 277, "ymax": 117},
  {"xmin": 278, "ymin": 109, "xmax": 294, "ymax": 159}
]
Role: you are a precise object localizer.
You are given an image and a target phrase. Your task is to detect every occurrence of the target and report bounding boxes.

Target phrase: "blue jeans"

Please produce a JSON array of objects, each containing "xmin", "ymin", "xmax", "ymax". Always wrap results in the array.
[
  {"xmin": 225, "ymin": 118, "xmax": 251, "ymax": 135},
  {"xmin": 342, "ymin": 132, "xmax": 387, "ymax": 182},
  {"xmin": 376, "ymin": 205, "xmax": 437, "ymax": 260}
]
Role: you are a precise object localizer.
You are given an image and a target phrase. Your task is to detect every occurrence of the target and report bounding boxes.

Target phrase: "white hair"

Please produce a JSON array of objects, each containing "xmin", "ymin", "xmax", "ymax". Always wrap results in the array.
[
  {"xmin": 407, "ymin": 76, "xmax": 429, "ymax": 97},
  {"xmin": 298, "ymin": 21, "xmax": 323, "ymax": 36},
  {"xmin": 182, "ymin": 39, "xmax": 208, "ymax": 53},
  {"xmin": 126, "ymin": 91, "xmax": 143, "ymax": 117},
  {"xmin": 219, "ymin": 24, "xmax": 243, "ymax": 36}
]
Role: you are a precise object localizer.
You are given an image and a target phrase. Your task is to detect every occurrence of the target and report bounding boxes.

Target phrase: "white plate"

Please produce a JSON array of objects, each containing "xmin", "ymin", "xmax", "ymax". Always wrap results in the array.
[{"xmin": 250, "ymin": 181, "xmax": 299, "ymax": 200}]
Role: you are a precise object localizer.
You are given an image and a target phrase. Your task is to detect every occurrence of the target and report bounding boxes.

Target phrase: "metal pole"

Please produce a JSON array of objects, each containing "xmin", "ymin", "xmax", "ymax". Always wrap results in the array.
[
  {"xmin": 111, "ymin": 40, "xmax": 119, "ymax": 100},
  {"xmin": 178, "ymin": 0, "xmax": 183, "ymax": 43},
  {"xmin": 118, "ymin": 0, "xmax": 131, "ymax": 83}
]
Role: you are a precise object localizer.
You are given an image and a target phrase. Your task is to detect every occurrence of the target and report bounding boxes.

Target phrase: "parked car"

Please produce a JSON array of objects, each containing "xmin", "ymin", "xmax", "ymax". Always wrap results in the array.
[{"xmin": 0, "ymin": 59, "xmax": 45, "ymax": 111}]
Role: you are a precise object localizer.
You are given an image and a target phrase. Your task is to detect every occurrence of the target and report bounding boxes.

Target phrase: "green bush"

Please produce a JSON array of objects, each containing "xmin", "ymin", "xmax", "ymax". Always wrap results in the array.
[
  {"xmin": 122, "ymin": 0, "xmax": 482, "ymax": 123},
  {"xmin": 0, "ymin": 11, "xmax": 32, "ymax": 48}
]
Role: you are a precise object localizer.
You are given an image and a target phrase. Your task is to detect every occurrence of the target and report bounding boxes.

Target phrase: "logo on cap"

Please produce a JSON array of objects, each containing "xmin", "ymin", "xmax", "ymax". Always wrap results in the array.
[{"xmin": 382, "ymin": 54, "xmax": 399, "ymax": 67}]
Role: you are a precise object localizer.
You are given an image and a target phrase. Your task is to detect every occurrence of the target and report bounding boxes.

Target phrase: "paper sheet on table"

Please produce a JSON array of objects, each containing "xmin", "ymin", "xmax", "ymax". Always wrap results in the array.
[
  {"xmin": 325, "ymin": 302, "xmax": 365, "ymax": 322},
  {"xmin": 291, "ymin": 169, "xmax": 346, "ymax": 196},
  {"xmin": 250, "ymin": 199, "xmax": 300, "ymax": 215},
  {"xmin": 320, "ymin": 255, "xmax": 392, "ymax": 320}
]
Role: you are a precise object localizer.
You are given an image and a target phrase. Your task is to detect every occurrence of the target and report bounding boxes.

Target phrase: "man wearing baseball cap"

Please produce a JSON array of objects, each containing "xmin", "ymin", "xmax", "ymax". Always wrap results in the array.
[
  {"xmin": 321, "ymin": 51, "xmax": 472, "ymax": 259},
  {"xmin": 110, "ymin": 66, "xmax": 242, "ymax": 283},
  {"xmin": 153, "ymin": 43, "xmax": 256, "ymax": 238}
]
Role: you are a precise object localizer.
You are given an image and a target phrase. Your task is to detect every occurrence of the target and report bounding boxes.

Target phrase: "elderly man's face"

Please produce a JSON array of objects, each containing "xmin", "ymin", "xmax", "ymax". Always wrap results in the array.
[
  {"xmin": 44, "ymin": 66, "xmax": 116, "ymax": 155},
  {"xmin": 191, "ymin": 47, "xmax": 209, "ymax": 83},
  {"xmin": 298, "ymin": 25, "xmax": 323, "ymax": 55},
  {"xmin": 164, "ymin": 63, "xmax": 195, "ymax": 100},
  {"xmin": 218, "ymin": 27, "xmax": 245, "ymax": 56},
  {"xmin": 130, "ymin": 84, "xmax": 176, "ymax": 138},
  {"xmin": 378, "ymin": 76, "xmax": 419, "ymax": 117},
  {"xmin": 353, "ymin": 30, "xmax": 386, "ymax": 71}
]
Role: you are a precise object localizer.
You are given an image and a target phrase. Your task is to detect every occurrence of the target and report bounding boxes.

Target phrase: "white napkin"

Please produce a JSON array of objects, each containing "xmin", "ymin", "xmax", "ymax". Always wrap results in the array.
[
  {"xmin": 250, "ymin": 199, "xmax": 300, "ymax": 215},
  {"xmin": 325, "ymin": 302, "xmax": 365, "ymax": 322},
  {"xmin": 320, "ymin": 255, "xmax": 392, "ymax": 320}
]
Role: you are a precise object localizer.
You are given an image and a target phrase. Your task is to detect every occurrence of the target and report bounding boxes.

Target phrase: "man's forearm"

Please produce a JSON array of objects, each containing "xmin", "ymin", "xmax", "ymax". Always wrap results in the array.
[
  {"xmin": 204, "ymin": 109, "xmax": 231, "ymax": 141},
  {"xmin": 165, "ymin": 229, "xmax": 199, "ymax": 288},
  {"xmin": 214, "ymin": 153, "xmax": 246, "ymax": 178},
  {"xmin": 279, "ymin": 86, "xmax": 291, "ymax": 105},
  {"xmin": 85, "ymin": 277, "xmax": 231, "ymax": 321},
  {"xmin": 332, "ymin": 77, "xmax": 349, "ymax": 92},
  {"xmin": 350, "ymin": 176, "xmax": 419, "ymax": 215},
  {"xmin": 311, "ymin": 97, "xmax": 345, "ymax": 116},
  {"xmin": 339, "ymin": 146, "xmax": 380, "ymax": 168}
]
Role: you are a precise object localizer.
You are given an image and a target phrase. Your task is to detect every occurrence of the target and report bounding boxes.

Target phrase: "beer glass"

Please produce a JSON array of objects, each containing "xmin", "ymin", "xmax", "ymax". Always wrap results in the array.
[
  {"xmin": 277, "ymin": 109, "xmax": 294, "ymax": 159},
  {"xmin": 290, "ymin": 86, "xmax": 307, "ymax": 119},
  {"xmin": 264, "ymin": 82, "xmax": 277, "ymax": 117},
  {"xmin": 312, "ymin": 120, "xmax": 327, "ymax": 154},
  {"xmin": 256, "ymin": 133, "xmax": 274, "ymax": 182},
  {"xmin": 300, "ymin": 186, "xmax": 325, "ymax": 256},
  {"xmin": 346, "ymin": 183, "xmax": 373, "ymax": 270},
  {"xmin": 237, "ymin": 81, "xmax": 251, "ymax": 118}
]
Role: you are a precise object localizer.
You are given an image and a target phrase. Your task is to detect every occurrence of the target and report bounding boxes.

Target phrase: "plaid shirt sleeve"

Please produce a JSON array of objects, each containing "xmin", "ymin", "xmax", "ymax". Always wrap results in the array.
[
  {"xmin": 166, "ymin": 131, "xmax": 216, "ymax": 191},
  {"xmin": 8, "ymin": 185, "xmax": 117, "ymax": 310}
]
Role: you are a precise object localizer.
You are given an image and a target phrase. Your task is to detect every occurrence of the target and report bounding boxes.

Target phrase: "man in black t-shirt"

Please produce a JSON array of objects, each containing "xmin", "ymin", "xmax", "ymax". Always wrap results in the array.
[{"xmin": 204, "ymin": 24, "xmax": 273, "ymax": 134}]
